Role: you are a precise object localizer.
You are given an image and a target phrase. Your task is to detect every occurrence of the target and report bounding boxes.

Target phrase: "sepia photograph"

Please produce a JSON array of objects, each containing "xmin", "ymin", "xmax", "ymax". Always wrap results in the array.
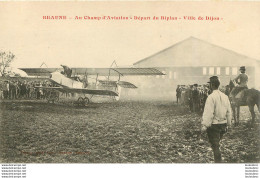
[{"xmin": 0, "ymin": 1, "xmax": 259, "ymax": 172}]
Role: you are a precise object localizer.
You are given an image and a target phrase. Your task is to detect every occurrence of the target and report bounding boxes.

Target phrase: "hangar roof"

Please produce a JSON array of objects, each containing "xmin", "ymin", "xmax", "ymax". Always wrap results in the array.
[{"xmin": 134, "ymin": 37, "xmax": 260, "ymax": 67}]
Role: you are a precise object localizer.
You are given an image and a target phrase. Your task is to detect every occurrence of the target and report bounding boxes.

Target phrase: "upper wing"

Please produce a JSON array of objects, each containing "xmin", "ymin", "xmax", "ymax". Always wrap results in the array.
[
  {"xmin": 20, "ymin": 67, "xmax": 165, "ymax": 76},
  {"xmin": 72, "ymin": 67, "xmax": 165, "ymax": 76},
  {"xmin": 35, "ymin": 86, "xmax": 118, "ymax": 96},
  {"xmin": 19, "ymin": 68, "xmax": 59, "ymax": 77},
  {"xmin": 110, "ymin": 68, "xmax": 165, "ymax": 76}
]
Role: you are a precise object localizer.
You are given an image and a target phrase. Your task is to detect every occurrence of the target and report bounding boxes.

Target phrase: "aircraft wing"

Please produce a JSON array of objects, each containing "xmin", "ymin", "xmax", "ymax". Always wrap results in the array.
[
  {"xmin": 117, "ymin": 81, "xmax": 137, "ymax": 88},
  {"xmin": 72, "ymin": 67, "xmax": 165, "ymax": 76},
  {"xmin": 98, "ymin": 80, "xmax": 118, "ymax": 87},
  {"xmin": 20, "ymin": 67, "xmax": 165, "ymax": 76},
  {"xmin": 35, "ymin": 86, "xmax": 118, "ymax": 96},
  {"xmin": 62, "ymin": 88, "xmax": 118, "ymax": 96},
  {"xmin": 19, "ymin": 68, "xmax": 59, "ymax": 76},
  {"xmin": 98, "ymin": 80, "xmax": 137, "ymax": 88},
  {"xmin": 110, "ymin": 68, "xmax": 165, "ymax": 76}
]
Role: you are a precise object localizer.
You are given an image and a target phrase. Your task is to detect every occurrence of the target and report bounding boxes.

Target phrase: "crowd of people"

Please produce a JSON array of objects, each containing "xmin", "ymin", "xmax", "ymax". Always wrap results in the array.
[
  {"xmin": 0, "ymin": 80, "xmax": 55, "ymax": 100},
  {"xmin": 176, "ymin": 83, "xmax": 229, "ymax": 114}
]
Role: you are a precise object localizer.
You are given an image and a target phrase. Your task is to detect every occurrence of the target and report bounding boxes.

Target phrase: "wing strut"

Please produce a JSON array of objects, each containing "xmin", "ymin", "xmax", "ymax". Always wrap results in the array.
[{"xmin": 95, "ymin": 74, "xmax": 99, "ymax": 85}]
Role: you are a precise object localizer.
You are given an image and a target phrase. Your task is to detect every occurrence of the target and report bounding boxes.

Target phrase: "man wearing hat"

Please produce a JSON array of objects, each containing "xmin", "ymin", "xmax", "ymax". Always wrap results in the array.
[
  {"xmin": 230, "ymin": 66, "xmax": 248, "ymax": 99},
  {"xmin": 192, "ymin": 84, "xmax": 200, "ymax": 112},
  {"xmin": 3, "ymin": 80, "xmax": 10, "ymax": 99},
  {"xmin": 61, "ymin": 64, "xmax": 72, "ymax": 78},
  {"xmin": 201, "ymin": 76, "xmax": 232, "ymax": 163},
  {"xmin": 176, "ymin": 85, "xmax": 181, "ymax": 104},
  {"xmin": 187, "ymin": 85, "xmax": 193, "ymax": 111}
]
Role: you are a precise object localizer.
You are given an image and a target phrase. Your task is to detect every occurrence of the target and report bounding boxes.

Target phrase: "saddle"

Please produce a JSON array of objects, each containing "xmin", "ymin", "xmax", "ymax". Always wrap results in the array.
[
  {"xmin": 232, "ymin": 88, "xmax": 247, "ymax": 105},
  {"xmin": 235, "ymin": 90, "xmax": 246, "ymax": 99}
]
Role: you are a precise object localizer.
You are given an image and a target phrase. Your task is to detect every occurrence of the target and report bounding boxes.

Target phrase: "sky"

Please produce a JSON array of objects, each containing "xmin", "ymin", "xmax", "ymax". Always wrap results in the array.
[{"xmin": 0, "ymin": 2, "xmax": 260, "ymax": 68}]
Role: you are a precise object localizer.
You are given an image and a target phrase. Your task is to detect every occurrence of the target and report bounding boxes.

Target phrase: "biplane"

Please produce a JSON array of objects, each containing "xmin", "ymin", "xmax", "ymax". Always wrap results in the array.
[{"xmin": 19, "ymin": 65, "xmax": 164, "ymax": 106}]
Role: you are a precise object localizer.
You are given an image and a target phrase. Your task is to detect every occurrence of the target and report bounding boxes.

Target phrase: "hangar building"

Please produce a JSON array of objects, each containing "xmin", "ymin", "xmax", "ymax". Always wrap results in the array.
[{"xmin": 124, "ymin": 37, "xmax": 260, "ymax": 100}]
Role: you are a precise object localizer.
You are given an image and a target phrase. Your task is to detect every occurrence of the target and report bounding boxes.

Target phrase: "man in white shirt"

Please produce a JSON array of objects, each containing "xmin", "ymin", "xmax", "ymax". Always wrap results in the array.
[{"xmin": 201, "ymin": 76, "xmax": 232, "ymax": 163}]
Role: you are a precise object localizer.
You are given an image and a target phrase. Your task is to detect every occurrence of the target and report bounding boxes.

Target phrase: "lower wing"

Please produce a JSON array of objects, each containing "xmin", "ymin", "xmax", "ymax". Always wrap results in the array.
[{"xmin": 35, "ymin": 86, "xmax": 118, "ymax": 96}]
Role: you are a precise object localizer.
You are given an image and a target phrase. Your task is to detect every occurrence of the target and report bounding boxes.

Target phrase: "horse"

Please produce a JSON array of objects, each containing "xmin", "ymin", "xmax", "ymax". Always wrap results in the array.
[{"xmin": 227, "ymin": 80, "xmax": 260, "ymax": 126}]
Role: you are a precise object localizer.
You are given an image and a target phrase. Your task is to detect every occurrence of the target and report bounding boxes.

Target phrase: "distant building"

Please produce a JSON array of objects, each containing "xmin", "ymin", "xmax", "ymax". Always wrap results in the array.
[{"xmin": 125, "ymin": 37, "xmax": 260, "ymax": 100}]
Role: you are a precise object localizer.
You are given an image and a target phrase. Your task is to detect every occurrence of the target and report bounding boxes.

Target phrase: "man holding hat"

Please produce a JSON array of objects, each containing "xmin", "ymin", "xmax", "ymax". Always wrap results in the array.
[
  {"xmin": 230, "ymin": 66, "xmax": 248, "ymax": 99},
  {"xmin": 201, "ymin": 76, "xmax": 232, "ymax": 163}
]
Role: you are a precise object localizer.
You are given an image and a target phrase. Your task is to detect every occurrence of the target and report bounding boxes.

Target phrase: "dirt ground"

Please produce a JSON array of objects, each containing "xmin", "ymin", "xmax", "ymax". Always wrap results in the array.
[{"xmin": 0, "ymin": 99, "xmax": 259, "ymax": 163}]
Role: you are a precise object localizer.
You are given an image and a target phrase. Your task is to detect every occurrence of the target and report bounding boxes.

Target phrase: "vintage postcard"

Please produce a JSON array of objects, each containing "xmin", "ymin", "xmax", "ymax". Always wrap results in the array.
[{"xmin": 0, "ymin": 1, "xmax": 259, "ymax": 177}]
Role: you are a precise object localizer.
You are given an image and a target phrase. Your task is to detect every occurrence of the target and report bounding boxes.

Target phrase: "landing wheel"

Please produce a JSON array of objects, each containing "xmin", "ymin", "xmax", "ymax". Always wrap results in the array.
[
  {"xmin": 47, "ymin": 92, "xmax": 59, "ymax": 104},
  {"xmin": 77, "ymin": 97, "xmax": 84, "ymax": 106},
  {"xmin": 83, "ymin": 97, "xmax": 90, "ymax": 106},
  {"xmin": 46, "ymin": 95, "xmax": 54, "ymax": 103},
  {"xmin": 54, "ymin": 95, "xmax": 59, "ymax": 102},
  {"xmin": 77, "ymin": 97, "xmax": 89, "ymax": 106}
]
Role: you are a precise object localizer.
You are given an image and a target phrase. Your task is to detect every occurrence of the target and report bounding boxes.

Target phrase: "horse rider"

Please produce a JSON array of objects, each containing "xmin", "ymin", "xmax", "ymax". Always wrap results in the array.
[
  {"xmin": 201, "ymin": 76, "xmax": 232, "ymax": 163},
  {"xmin": 230, "ymin": 66, "xmax": 248, "ymax": 99}
]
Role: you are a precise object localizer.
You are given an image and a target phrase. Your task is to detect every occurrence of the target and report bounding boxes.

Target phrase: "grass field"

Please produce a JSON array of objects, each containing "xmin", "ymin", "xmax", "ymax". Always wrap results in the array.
[{"xmin": 0, "ymin": 99, "xmax": 259, "ymax": 163}]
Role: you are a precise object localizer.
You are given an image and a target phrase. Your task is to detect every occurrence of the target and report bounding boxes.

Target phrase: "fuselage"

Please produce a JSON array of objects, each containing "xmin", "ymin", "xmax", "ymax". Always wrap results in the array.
[{"xmin": 50, "ymin": 72, "xmax": 84, "ymax": 89}]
